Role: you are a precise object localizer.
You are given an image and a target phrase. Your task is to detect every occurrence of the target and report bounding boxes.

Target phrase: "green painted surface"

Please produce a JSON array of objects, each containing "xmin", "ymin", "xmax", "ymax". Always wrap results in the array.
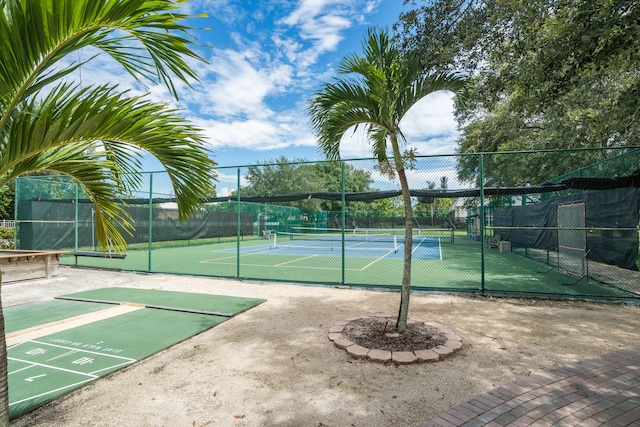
[
  {"xmin": 4, "ymin": 300, "xmax": 112, "ymax": 334},
  {"xmin": 7, "ymin": 289, "xmax": 265, "ymax": 420},
  {"xmin": 60, "ymin": 287, "xmax": 266, "ymax": 315},
  {"xmin": 61, "ymin": 238, "xmax": 637, "ymax": 300}
]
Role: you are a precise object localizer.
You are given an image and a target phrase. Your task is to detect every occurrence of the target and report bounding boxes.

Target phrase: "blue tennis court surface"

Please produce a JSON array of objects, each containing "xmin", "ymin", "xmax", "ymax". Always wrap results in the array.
[{"xmin": 226, "ymin": 235, "xmax": 444, "ymax": 260}]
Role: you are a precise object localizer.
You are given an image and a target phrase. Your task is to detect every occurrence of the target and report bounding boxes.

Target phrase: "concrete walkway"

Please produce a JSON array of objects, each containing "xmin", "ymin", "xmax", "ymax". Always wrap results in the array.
[{"xmin": 422, "ymin": 345, "xmax": 640, "ymax": 427}]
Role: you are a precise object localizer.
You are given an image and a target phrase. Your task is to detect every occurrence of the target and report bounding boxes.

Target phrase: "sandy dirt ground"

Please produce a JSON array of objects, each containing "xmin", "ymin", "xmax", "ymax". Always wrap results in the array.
[{"xmin": 5, "ymin": 266, "xmax": 640, "ymax": 427}]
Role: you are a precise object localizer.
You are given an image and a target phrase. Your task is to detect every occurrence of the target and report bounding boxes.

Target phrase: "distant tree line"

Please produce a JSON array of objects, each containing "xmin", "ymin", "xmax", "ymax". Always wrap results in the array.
[{"xmin": 236, "ymin": 156, "xmax": 454, "ymax": 220}]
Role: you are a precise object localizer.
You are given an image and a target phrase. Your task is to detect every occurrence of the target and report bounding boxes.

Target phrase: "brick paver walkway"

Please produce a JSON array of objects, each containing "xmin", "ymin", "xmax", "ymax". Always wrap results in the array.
[{"xmin": 421, "ymin": 345, "xmax": 640, "ymax": 427}]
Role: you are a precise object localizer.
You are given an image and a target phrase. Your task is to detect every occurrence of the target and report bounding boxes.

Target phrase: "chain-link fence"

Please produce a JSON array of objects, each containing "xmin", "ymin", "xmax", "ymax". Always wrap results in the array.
[{"xmin": 14, "ymin": 148, "xmax": 640, "ymax": 301}]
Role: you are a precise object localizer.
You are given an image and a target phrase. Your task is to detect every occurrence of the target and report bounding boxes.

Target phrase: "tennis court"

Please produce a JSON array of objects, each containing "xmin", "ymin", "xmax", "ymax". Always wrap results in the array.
[
  {"xmin": 61, "ymin": 227, "xmax": 637, "ymax": 300},
  {"xmin": 5, "ymin": 288, "xmax": 265, "ymax": 420},
  {"xmin": 237, "ymin": 228, "xmax": 448, "ymax": 260},
  {"xmin": 18, "ymin": 150, "xmax": 640, "ymax": 302}
]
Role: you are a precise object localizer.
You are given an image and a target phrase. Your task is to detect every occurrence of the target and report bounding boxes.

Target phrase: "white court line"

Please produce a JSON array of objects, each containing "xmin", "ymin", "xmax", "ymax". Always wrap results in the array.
[
  {"xmin": 274, "ymin": 254, "xmax": 319, "ymax": 267},
  {"xmin": 200, "ymin": 247, "xmax": 278, "ymax": 263},
  {"xmin": 46, "ymin": 349, "xmax": 79, "ymax": 362},
  {"xmin": 8, "ymin": 357, "xmax": 100, "ymax": 378},
  {"xmin": 200, "ymin": 253, "xmax": 237, "ymax": 262},
  {"xmin": 27, "ymin": 340, "xmax": 137, "ymax": 362},
  {"xmin": 90, "ymin": 360, "xmax": 137, "ymax": 375},
  {"xmin": 10, "ymin": 377, "xmax": 97, "ymax": 407},
  {"xmin": 359, "ymin": 248, "xmax": 399, "ymax": 270},
  {"xmin": 8, "ymin": 365, "xmax": 36, "ymax": 375},
  {"xmin": 413, "ymin": 236, "xmax": 443, "ymax": 260},
  {"xmin": 197, "ymin": 258, "xmax": 365, "ymax": 271},
  {"xmin": 358, "ymin": 237, "xmax": 442, "ymax": 270}
]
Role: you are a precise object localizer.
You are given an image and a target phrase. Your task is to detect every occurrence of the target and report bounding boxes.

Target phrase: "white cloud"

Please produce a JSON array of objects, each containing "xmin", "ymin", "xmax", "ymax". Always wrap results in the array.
[
  {"xmin": 190, "ymin": 115, "xmax": 316, "ymax": 152},
  {"xmin": 410, "ymin": 135, "xmax": 460, "ymax": 156},
  {"xmin": 216, "ymin": 187, "xmax": 235, "ymax": 197},
  {"xmin": 279, "ymin": 0, "xmax": 358, "ymax": 67},
  {"xmin": 52, "ymin": 0, "xmax": 441, "ymax": 168},
  {"xmin": 215, "ymin": 170, "xmax": 238, "ymax": 183},
  {"xmin": 401, "ymin": 91, "xmax": 458, "ymax": 139},
  {"xmin": 191, "ymin": 48, "xmax": 293, "ymax": 119},
  {"xmin": 405, "ymin": 165, "xmax": 464, "ymax": 190},
  {"xmin": 193, "ymin": 0, "xmax": 243, "ymax": 24},
  {"xmin": 53, "ymin": 47, "xmax": 145, "ymax": 95},
  {"xmin": 338, "ymin": 90, "xmax": 460, "ymax": 159},
  {"xmin": 340, "ymin": 154, "xmax": 465, "ymax": 192}
]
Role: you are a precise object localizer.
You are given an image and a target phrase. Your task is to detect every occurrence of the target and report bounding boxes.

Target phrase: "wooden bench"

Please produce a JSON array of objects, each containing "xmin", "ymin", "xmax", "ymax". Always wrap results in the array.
[
  {"xmin": 74, "ymin": 252, "xmax": 126, "ymax": 263},
  {"xmin": 486, "ymin": 233, "xmax": 502, "ymax": 248}
]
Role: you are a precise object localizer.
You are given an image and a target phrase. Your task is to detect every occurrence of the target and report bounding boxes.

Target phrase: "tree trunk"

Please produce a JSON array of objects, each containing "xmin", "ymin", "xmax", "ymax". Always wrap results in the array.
[
  {"xmin": 394, "ymin": 159, "xmax": 414, "ymax": 333},
  {"xmin": 0, "ymin": 271, "xmax": 8, "ymax": 426}
]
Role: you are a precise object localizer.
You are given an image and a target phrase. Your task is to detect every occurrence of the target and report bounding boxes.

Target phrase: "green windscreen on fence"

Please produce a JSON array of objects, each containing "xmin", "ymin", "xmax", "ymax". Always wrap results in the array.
[{"xmin": 14, "ymin": 149, "xmax": 640, "ymax": 301}]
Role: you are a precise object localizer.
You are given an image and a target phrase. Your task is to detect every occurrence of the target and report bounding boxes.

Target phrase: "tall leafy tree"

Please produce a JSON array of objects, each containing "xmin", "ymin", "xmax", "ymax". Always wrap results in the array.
[
  {"xmin": 240, "ymin": 157, "xmax": 379, "ymax": 213},
  {"xmin": 308, "ymin": 28, "xmax": 465, "ymax": 332},
  {"xmin": 0, "ymin": 0, "xmax": 216, "ymax": 423},
  {"xmin": 0, "ymin": 181, "xmax": 13, "ymax": 221},
  {"xmin": 396, "ymin": 0, "xmax": 640, "ymax": 185}
]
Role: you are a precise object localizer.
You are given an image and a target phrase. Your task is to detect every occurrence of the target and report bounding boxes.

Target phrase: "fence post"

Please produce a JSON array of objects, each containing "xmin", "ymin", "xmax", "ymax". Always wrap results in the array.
[
  {"xmin": 148, "ymin": 172, "xmax": 153, "ymax": 272},
  {"xmin": 479, "ymin": 154, "xmax": 486, "ymax": 292},
  {"xmin": 74, "ymin": 183, "xmax": 79, "ymax": 265},
  {"xmin": 341, "ymin": 161, "xmax": 346, "ymax": 284},
  {"xmin": 236, "ymin": 167, "xmax": 241, "ymax": 279},
  {"xmin": 13, "ymin": 177, "xmax": 19, "ymax": 249}
]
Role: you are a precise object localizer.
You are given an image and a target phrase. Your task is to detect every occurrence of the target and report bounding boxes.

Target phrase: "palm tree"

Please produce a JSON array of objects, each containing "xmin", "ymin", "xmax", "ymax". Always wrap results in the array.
[
  {"xmin": 0, "ymin": 0, "xmax": 215, "ymax": 423},
  {"xmin": 308, "ymin": 28, "xmax": 465, "ymax": 333}
]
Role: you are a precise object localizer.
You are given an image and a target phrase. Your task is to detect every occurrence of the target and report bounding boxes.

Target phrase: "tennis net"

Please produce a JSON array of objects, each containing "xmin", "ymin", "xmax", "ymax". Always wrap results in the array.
[{"xmin": 277, "ymin": 227, "xmax": 454, "ymax": 246}]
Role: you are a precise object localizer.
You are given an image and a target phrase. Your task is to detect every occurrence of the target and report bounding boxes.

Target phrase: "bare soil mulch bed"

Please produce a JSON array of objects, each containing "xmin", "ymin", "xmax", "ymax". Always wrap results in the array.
[{"xmin": 341, "ymin": 317, "xmax": 447, "ymax": 352}]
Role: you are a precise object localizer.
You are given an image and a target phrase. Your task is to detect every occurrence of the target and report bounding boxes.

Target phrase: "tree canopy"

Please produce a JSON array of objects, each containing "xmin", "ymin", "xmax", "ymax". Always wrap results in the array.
[
  {"xmin": 240, "ymin": 156, "xmax": 382, "ymax": 213},
  {"xmin": 396, "ymin": 0, "xmax": 640, "ymax": 186}
]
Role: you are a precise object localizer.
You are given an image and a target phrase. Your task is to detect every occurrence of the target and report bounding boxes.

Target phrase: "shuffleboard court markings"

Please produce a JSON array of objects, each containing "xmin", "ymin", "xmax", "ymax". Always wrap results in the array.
[
  {"xmin": 6, "ymin": 288, "xmax": 266, "ymax": 420},
  {"xmin": 8, "ymin": 339, "xmax": 137, "ymax": 408},
  {"xmin": 10, "ymin": 339, "xmax": 137, "ymax": 374},
  {"xmin": 10, "ymin": 367, "xmax": 96, "ymax": 407},
  {"xmin": 8, "ymin": 361, "xmax": 35, "ymax": 376}
]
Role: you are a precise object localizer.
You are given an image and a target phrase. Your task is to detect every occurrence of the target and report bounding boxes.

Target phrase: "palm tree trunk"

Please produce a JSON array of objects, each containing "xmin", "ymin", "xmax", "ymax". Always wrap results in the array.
[
  {"xmin": 0, "ymin": 271, "xmax": 8, "ymax": 426},
  {"xmin": 395, "ymin": 163, "xmax": 413, "ymax": 333}
]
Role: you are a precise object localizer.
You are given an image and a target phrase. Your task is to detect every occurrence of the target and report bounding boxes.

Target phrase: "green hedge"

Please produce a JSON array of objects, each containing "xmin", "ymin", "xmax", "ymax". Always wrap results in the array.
[{"xmin": 0, "ymin": 226, "xmax": 14, "ymax": 249}]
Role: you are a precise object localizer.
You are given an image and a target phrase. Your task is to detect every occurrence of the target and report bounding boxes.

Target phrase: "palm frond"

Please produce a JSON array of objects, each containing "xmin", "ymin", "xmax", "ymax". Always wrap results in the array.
[
  {"xmin": 308, "ymin": 27, "xmax": 467, "ymax": 163},
  {"xmin": 2, "ymin": 82, "xmax": 216, "ymax": 227},
  {"xmin": 4, "ymin": 144, "xmax": 134, "ymax": 251},
  {"xmin": 1, "ymin": 0, "xmax": 206, "ymax": 133}
]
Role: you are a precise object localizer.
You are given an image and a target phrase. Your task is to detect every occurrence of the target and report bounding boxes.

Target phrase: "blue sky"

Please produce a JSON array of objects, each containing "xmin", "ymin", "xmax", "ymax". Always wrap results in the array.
[
  {"xmin": 74, "ymin": 0, "xmax": 461, "ymax": 196},
  {"xmin": 182, "ymin": 0, "xmax": 459, "ymax": 167}
]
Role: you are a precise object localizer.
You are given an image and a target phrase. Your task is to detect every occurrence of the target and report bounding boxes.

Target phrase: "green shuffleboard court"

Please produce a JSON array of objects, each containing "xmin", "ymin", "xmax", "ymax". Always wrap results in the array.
[
  {"xmin": 6, "ymin": 288, "xmax": 265, "ymax": 420},
  {"xmin": 55, "ymin": 287, "xmax": 264, "ymax": 317}
]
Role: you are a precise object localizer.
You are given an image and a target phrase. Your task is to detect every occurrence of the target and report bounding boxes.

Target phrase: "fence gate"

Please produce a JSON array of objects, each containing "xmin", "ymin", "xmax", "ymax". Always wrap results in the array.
[{"xmin": 557, "ymin": 202, "xmax": 587, "ymax": 279}]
